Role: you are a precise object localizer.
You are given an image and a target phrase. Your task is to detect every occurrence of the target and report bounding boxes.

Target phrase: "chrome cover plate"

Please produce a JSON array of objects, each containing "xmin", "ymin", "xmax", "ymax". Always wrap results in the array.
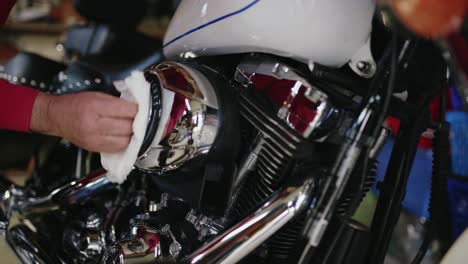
[
  {"xmin": 235, "ymin": 55, "xmax": 340, "ymax": 140},
  {"xmin": 136, "ymin": 62, "xmax": 220, "ymax": 173}
]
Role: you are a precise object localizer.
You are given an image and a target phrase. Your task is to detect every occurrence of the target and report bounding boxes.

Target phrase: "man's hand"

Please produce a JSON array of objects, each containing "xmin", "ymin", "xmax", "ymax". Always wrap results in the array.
[{"xmin": 30, "ymin": 92, "xmax": 138, "ymax": 153}]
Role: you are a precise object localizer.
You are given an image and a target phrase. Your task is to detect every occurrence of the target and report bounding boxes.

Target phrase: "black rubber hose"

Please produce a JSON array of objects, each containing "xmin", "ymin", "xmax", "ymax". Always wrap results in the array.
[
  {"xmin": 411, "ymin": 93, "xmax": 451, "ymax": 264},
  {"xmin": 322, "ymin": 35, "xmax": 399, "ymax": 264},
  {"xmin": 310, "ymin": 67, "xmax": 363, "ymax": 93}
]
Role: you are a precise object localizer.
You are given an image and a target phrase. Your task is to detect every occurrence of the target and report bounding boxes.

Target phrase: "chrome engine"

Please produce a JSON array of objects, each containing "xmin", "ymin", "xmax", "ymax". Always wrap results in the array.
[{"xmin": 0, "ymin": 54, "xmax": 387, "ymax": 264}]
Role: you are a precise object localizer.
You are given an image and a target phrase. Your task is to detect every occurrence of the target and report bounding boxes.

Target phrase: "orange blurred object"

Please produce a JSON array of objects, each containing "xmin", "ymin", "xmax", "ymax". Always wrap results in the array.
[
  {"xmin": 50, "ymin": 0, "xmax": 83, "ymax": 25},
  {"xmin": 390, "ymin": 0, "xmax": 468, "ymax": 38}
]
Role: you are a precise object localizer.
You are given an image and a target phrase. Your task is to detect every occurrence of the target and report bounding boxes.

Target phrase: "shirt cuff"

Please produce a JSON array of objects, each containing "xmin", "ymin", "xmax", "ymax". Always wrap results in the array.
[{"xmin": 0, "ymin": 80, "xmax": 40, "ymax": 132}]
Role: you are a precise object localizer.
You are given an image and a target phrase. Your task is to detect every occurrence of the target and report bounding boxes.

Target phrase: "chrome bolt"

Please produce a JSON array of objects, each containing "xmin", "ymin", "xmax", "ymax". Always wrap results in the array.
[
  {"xmin": 357, "ymin": 61, "xmax": 371, "ymax": 74},
  {"xmin": 169, "ymin": 241, "xmax": 182, "ymax": 256},
  {"xmin": 149, "ymin": 201, "xmax": 161, "ymax": 212}
]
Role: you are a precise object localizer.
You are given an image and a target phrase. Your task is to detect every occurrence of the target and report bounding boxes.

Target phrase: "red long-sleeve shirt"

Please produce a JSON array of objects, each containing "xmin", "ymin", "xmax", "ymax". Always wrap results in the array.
[{"xmin": 0, "ymin": 0, "xmax": 39, "ymax": 132}]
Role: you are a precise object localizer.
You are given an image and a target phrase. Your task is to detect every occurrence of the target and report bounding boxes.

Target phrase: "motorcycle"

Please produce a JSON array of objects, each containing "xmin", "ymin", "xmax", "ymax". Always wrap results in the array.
[{"xmin": 1, "ymin": 0, "xmax": 466, "ymax": 263}]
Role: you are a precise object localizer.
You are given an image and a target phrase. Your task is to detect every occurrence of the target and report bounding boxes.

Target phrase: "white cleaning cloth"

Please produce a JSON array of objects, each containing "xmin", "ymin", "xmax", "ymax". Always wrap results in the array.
[{"xmin": 100, "ymin": 71, "xmax": 150, "ymax": 184}]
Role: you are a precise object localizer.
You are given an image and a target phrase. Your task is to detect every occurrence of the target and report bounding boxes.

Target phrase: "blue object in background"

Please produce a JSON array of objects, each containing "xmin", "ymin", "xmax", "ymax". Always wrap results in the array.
[
  {"xmin": 447, "ymin": 176, "xmax": 468, "ymax": 238},
  {"xmin": 374, "ymin": 138, "xmax": 432, "ymax": 219},
  {"xmin": 446, "ymin": 111, "xmax": 468, "ymax": 239},
  {"xmin": 450, "ymin": 85, "xmax": 464, "ymax": 111},
  {"xmin": 373, "ymin": 110, "xmax": 468, "ymax": 239},
  {"xmin": 373, "ymin": 88, "xmax": 468, "ymax": 239},
  {"xmin": 447, "ymin": 111, "xmax": 468, "ymax": 177}
]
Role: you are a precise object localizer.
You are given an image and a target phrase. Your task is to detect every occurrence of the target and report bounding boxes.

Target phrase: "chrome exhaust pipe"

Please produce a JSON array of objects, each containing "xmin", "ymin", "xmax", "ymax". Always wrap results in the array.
[{"xmin": 183, "ymin": 179, "xmax": 314, "ymax": 264}]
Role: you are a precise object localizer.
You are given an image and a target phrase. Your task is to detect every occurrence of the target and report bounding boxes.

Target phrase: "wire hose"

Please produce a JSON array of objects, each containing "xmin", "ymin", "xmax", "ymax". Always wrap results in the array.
[
  {"xmin": 319, "ymin": 35, "xmax": 400, "ymax": 264},
  {"xmin": 412, "ymin": 123, "xmax": 452, "ymax": 263},
  {"xmin": 411, "ymin": 95, "xmax": 451, "ymax": 264}
]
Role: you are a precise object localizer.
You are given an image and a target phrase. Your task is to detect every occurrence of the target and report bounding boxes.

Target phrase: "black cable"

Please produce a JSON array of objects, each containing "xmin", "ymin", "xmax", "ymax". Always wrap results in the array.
[
  {"xmin": 369, "ymin": 88, "xmax": 439, "ymax": 263},
  {"xmin": 412, "ymin": 229, "xmax": 432, "ymax": 264},
  {"xmin": 369, "ymin": 53, "xmax": 448, "ymax": 260},
  {"xmin": 321, "ymin": 35, "xmax": 399, "ymax": 263},
  {"xmin": 310, "ymin": 67, "xmax": 364, "ymax": 94},
  {"xmin": 440, "ymin": 90, "xmax": 447, "ymax": 119},
  {"xmin": 362, "ymin": 42, "xmax": 393, "ymax": 106},
  {"xmin": 410, "ymin": 131, "xmax": 438, "ymax": 264},
  {"xmin": 369, "ymin": 35, "xmax": 401, "ymax": 145},
  {"xmin": 411, "ymin": 89, "xmax": 450, "ymax": 264},
  {"xmin": 372, "ymin": 73, "xmax": 446, "ymax": 261}
]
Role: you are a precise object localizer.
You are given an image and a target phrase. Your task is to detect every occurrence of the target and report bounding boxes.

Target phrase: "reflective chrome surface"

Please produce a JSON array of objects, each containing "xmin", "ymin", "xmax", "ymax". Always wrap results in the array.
[
  {"xmin": 184, "ymin": 179, "xmax": 314, "ymax": 264},
  {"xmin": 235, "ymin": 55, "xmax": 340, "ymax": 140},
  {"xmin": 369, "ymin": 127, "xmax": 390, "ymax": 159},
  {"xmin": 103, "ymin": 224, "xmax": 180, "ymax": 264},
  {"xmin": 136, "ymin": 62, "xmax": 220, "ymax": 173},
  {"xmin": 14, "ymin": 169, "xmax": 112, "ymax": 215},
  {"xmin": 63, "ymin": 213, "xmax": 106, "ymax": 261},
  {"xmin": 185, "ymin": 209, "xmax": 225, "ymax": 241}
]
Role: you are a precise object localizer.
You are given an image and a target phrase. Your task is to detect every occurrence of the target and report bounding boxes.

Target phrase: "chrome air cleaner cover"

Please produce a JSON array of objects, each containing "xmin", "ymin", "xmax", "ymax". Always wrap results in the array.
[{"xmin": 136, "ymin": 62, "xmax": 220, "ymax": 173}]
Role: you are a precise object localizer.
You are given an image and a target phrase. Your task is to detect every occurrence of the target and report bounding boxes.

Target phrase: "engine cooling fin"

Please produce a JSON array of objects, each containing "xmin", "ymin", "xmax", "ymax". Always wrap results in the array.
[
  {"xmin": 267, "ymin": 213, "xmax": 305, "ymax": 262},
  {"xmin": 336, "ymin": 159, "xmax": 378, "ymax": 216},
  {"xmin": 264, "ymin": 158, "xmax": 377, "ymax": 262},
  {"xmin": 231, "ymin": 88, "xmax": 302, "ymax": 218}
]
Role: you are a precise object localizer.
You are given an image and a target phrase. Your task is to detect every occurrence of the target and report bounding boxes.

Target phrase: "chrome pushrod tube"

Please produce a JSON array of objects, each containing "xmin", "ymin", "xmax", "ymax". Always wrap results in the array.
[{"xmin": 183, "ymin": 179, "xmax": 314, "ymax": 264}]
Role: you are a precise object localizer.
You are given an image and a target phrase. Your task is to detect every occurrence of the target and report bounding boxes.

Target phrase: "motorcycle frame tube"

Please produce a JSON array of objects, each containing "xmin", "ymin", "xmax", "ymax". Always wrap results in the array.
[
  {"xmin": 366, "ymin": 116, "xmax": 424, "ymax": 263},
  {"xmin": 366, "ymin": 101, "xmax": 434, "ymax": 263},
  {"xmin": 367, "ymin": 37, "xmax": 448, "ymax": 263},
  {"xmin": 16, "ymin": 168, "xmax": 112, "ymax": 215},
  {"xmin": 182, "ymin": 179, "xmax": 314, "ymax": 264}
]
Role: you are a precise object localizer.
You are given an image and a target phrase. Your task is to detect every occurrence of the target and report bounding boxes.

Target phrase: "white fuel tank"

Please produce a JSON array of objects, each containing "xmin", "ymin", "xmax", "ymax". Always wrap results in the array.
[{"xmin": 163, "ymin": 0, "xmax": 375, "ymax": 69}]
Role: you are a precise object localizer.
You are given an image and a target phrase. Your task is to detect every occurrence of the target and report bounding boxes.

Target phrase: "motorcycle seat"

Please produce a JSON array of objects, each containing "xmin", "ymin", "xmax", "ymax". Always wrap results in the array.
[
  {"xmin": 54, "ymin": 32, "xmax": 163, "ymax": 95},
  {"xmin": 53, "ymin": 50, "xmax": 162, "ymax": 95},
  {"xmin": 0, "ymin": 36, "xmax": 162, "ymax": 95},
  {"xmin": 0, "ymin": 52, "xmax": 66, "ymax": 91}
]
